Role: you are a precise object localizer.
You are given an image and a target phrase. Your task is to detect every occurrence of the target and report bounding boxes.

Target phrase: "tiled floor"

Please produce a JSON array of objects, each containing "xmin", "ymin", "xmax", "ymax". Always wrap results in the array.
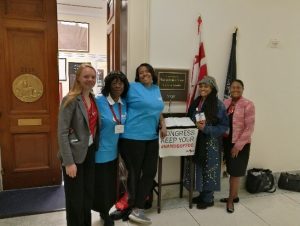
[{"xmin": 1, "ymin": 188, "xmax": 300, "ymax": 226}]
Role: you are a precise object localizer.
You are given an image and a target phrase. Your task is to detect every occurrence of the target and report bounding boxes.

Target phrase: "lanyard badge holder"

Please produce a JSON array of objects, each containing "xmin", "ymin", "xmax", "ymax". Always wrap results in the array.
[
  {"xmin": 82, "ymin": 95, "xmax": 95, "ymax": 146},
  {"xmin": 109, "ymin": 103, "xmax": 124, "ymax": 134}
]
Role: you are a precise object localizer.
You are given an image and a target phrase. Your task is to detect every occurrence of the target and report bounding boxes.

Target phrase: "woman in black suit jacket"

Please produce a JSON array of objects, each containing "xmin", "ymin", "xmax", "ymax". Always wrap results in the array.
[{"xmin": 58, "ymin": 64, "xmax": 101, "ymax": 226}]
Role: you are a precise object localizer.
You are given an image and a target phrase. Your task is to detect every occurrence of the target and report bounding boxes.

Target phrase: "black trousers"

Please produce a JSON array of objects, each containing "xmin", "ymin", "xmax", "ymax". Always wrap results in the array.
[
  {"xmin": 119, "ymin": 138, "xmax": 158, "ymax": 209},
  {"xmin": 63, "ymin": 144, "xmax": 95, "ymax": 226},
  {"xmin": 93, "ymin": 159, "xmax": 118, "ymax": 215}
]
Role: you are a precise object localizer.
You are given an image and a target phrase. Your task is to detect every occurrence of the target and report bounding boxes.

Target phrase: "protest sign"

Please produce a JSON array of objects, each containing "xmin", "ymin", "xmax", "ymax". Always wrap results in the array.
[{"xmin": 159, "ymin": 128, "xmax": 198, "ymax": 157}]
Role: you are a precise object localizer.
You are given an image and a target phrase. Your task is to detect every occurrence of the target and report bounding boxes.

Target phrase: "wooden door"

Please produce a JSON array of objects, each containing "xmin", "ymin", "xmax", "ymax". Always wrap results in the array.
[
  {"xmin": 0, "ymin": 0, "xmax": 61, "ymax": 189},
  {"xmin": 107, "ymin": 0, "xmax": 121, "ymax": 71}
]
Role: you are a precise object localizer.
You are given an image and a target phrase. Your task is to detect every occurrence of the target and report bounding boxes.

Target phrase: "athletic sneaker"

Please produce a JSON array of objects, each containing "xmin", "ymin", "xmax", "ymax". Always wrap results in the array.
[{"xmin": 129, "ymin": 209, "xmax": 151, "ymax": 224}]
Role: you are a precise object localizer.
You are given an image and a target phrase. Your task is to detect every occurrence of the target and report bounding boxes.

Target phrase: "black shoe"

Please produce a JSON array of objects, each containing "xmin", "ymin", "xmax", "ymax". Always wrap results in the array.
[
  {"xmin": 109, "ymin": 207, "xmax": 131, "ymax": 221},
  {"xmin": 196, "ymin": 201, "xmax": 214, "ymax": 209},
  {"xmin": 109, "ymin": 209, "xmax": 123, "ymax": 221},
  {"xmin": 226, "ymin": 202, "xmax": 234, "ymax": 213},
  {"xmin": 220, "ymin": 197, "xmax": 239, "ymax": 203},
  {"xmin": 101, "ymin": 213, "xmax": 115, "ymax": 226},
  {"xmin": 144, "ymin": 195, "xmax": 153, "ymax": 209},
  {"xmin": 192, "ymin": 195, "xmax": 202, "ymax": 204},
  {"xmin": 104, "ymin": 218, "xmax": 114, "ymax": 226}
]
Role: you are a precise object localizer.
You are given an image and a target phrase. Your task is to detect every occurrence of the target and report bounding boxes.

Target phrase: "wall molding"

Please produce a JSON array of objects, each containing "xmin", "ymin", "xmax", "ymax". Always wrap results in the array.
[{"xmin": 127, "ymin": 0, "xmax": 150, "ymax": 81}]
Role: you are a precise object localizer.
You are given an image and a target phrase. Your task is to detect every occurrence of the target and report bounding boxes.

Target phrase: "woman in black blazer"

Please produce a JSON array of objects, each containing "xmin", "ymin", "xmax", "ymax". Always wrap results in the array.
[{"xmin": 58, "ymin": 64, "xmax": 101, "ymax": 226}]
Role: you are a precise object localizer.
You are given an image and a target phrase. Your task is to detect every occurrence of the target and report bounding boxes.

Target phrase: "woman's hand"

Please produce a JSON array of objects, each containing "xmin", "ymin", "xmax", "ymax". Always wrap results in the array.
[
  {"xmin": 196, "ymin": 120, "xmax": 206, "ymax": 131},
  {"xmin": 231, "ymin": 147, "xmax": 240, "ymax": 158},
  {"xmin": 66, "ymin": 164, "xmax": 77, "ymax": 178},
  {"xmin": 160, "ymin": 125, "xmax": 167, "ymax": 139}
]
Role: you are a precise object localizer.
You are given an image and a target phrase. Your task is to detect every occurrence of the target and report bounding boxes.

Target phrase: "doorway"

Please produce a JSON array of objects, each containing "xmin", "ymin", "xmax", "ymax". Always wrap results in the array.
[
  {"xmin": 0, "ymin": 0, "xmax": 124, "ymax": 190},
  {"xmin": 56, "ymin": 0, "xmax": 108, "ymax": 98},
  {"xmin": 0, "ymin": 0, "xmax": 61, "ymax": 190}
]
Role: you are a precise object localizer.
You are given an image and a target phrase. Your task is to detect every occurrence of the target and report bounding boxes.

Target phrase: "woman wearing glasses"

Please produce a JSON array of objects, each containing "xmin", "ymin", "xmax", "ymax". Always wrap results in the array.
[
  {"xmin": 221, "ymin": 79, "xmax": 255, "ymax": 213},
  {"xmin": 93, "ymin": 71, "xmax": 129, "ymax": 226}
]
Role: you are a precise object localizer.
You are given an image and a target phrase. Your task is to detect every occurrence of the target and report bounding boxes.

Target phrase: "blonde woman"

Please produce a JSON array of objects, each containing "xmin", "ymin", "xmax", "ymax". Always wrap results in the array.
[{"xmin": 58, "ymin": 64, "xmax": 101, "ymax": 226}]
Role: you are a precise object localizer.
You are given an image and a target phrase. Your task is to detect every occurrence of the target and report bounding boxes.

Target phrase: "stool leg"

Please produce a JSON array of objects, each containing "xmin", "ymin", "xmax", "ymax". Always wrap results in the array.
[
  {"xmin": 157, "ymin": 158, "xmax": 162, "ymax": 213},
  {"xmin": 189, "ymin": 156, "xmax": 194, "ymax": 209},
  {"xmin": 180, "ymin": 156, "xmax": 184, "ymax": 198}
]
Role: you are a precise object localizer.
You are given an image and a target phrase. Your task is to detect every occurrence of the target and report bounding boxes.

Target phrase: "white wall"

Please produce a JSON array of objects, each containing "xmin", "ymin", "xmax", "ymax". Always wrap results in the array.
[
  {"xmin": 128, "ymin": 0, "xmax": 300, "ymax": 179},
  {"xmin": 127, "ymin": 0, "xmax": 150, "ymax": 78},
  {"xmin": 151, "ymin": 0, "xmax": 300, "ymax": 173}
]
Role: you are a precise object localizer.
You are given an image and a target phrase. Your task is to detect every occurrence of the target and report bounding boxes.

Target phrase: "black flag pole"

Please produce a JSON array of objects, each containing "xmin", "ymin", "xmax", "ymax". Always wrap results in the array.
[{"xmin": 224, "ymin": 28, "xmax": 237, "ymax": 99}]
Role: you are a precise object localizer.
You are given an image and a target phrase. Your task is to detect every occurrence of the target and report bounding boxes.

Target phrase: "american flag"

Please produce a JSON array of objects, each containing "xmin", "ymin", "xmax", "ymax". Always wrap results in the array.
[
  {"xmin": 224, "ymin": 28, "xmax": 237, "ymax": 99},
  {"xmin": 186, "ymin": 16, "xmax": 207, "ymax": 111}
]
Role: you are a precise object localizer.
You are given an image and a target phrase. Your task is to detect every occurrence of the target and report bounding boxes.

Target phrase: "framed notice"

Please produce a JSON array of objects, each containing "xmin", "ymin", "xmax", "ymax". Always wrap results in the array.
[
  {"xmin": 96, "ymin": 69, "xmax": 104, "ymax": 87},
  {"xmin": 156, "ymin": 68, "xmax": 189, "ymax": 102},
  {"xmin": 59, "ymin": 82, "xmax": 63, "ymax": 103},
  {"xmin": 58, "ymin": 21, "xmax": 89, "ymax": 52},
  {"xmin": 68, "ymin": 62, "xmax": 91, "ymax": 89},
  {"xmin": 58, "ymin": 58, "xmax": 66, "ymax": 81}
]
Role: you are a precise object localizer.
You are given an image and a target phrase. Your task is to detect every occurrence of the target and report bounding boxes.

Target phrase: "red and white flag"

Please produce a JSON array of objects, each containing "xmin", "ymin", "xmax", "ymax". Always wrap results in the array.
[{"xmin": 186, "ymin": 16, "xmax": 207, "ymax": 111}]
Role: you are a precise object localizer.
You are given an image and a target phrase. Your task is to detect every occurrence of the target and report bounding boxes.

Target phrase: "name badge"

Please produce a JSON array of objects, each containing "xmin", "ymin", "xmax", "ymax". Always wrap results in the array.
[
  {"xmin": 115, "ymin": 125, "xmax": 124, "ymax": 134},
  {"xmin": 88, "ymin": 134, "xmax": 93, "ymax": 146}
]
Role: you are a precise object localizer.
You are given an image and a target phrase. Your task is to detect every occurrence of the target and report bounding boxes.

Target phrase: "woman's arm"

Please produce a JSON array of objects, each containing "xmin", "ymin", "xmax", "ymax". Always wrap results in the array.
[
  {"xmin": 233, "ymin": 101, "xmax": 255, "ymax": 151},
  {"xmin": 58, "ymin": 99, "xmax": 79, "ymax": 177},
  {"xmin": 159, "ymin": 113, "xmax": 167, "ymax": 139},
  {"xmin": 202, "ymin": 101, "xmax": 229, "ymax": 137},
  {"xmin": 58, "ymin": 98, "xmax": 76, "ymax": 166}
]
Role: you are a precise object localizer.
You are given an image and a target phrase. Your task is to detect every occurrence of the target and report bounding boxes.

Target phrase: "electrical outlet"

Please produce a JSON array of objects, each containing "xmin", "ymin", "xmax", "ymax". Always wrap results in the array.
[{"xmin": 269, "ymin": 39, "xmax": 280, "ymax": 48}]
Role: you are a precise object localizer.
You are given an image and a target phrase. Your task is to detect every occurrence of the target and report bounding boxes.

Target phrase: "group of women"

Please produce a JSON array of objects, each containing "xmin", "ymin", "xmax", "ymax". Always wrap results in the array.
[
  {"xmin": 58, "ymin": 63, "xmax": 166, "ymax": 226},
  {"xmin": 57, "ymin": 62, "xmax": 255, "ymax": 226},
  {"xmin": 188, "ymin": 76, "xmax": 255, "ymax": 213}
]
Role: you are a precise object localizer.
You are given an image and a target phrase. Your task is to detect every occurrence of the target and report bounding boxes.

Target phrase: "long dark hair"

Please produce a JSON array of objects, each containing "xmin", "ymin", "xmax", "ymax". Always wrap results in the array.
[
  {"xmin": 202, "ymin": 87, "xmax": 219, "ymax": 124},
  {"xmin": 101, "ymin": 71, "xmax": 129, "ymax": 98},
  {"xmin": 135, "ymin": 63, "xmax": 158, "ymax": 84}
]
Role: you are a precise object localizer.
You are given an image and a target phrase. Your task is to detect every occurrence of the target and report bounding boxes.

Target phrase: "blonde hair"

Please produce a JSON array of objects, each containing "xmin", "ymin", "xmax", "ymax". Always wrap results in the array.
[{"xmin": 63, "ymin": 64, "xmax": 96, "ymax": 107}]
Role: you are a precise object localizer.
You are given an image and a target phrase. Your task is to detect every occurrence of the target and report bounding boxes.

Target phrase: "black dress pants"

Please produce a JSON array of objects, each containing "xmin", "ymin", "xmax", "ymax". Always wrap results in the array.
[
  {"xmin": 63, "ymin": 144, "xmax": 95, "ymax": 226},
  {"xmin": 119, "ymin": 138, "xmax": 158, "ymax": 209},
  {"xmin": 93, "ymin": 159, "xmax": 118, "ymax": 215}
]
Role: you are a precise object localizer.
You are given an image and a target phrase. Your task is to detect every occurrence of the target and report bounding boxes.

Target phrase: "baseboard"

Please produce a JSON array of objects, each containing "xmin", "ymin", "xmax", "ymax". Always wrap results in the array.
[
  {"xmin": 0, "ymin": 147, "xmax": 2, "ymax": 192},
  {"xmin": 154, "ymin": 169, "xmax": 300, "ymax": 200}
]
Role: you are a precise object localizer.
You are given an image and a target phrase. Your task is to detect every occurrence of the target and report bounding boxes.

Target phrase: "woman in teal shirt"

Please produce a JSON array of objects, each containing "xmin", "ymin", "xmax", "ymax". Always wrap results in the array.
[
  {"xmin": 119, "ymin": 63, "xmax": 167, "ymax": 224},
  {"xmin": 93, "ymin": 71, "xmax": 129, "ymax": 226}
]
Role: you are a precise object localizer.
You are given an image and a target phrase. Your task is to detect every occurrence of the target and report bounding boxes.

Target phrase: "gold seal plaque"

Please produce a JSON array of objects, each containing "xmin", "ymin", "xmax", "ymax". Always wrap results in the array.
[{"xmin": 12, "ymin": 74, "xmax": 43, "ymax": 103}]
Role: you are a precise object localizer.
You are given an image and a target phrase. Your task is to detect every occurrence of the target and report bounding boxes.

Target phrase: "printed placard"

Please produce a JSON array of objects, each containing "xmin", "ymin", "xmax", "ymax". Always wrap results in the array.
[{"xmin": 159, "ymin": 128, "xmax": 198, "ymax": 157}]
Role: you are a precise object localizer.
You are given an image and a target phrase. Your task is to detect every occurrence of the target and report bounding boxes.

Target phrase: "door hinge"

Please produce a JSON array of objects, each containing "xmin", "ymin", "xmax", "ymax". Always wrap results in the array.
[{"xmin": 1, "ymin": 168, "xmax": 4, "ymax": 175}]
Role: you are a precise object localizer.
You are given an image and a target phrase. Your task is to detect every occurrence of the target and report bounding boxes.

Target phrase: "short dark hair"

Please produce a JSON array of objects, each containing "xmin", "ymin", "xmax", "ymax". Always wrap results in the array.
[
  {"xmin": 230, "ymin": 79, "xmax": 244, "ymax": 88},
  {"xmin": 101, "ymin": 71, "xmax": 129, "ymax": 98},
  {"xmin": 135, "ymin": 63, "xmax": 158, "ymax": 84}
]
